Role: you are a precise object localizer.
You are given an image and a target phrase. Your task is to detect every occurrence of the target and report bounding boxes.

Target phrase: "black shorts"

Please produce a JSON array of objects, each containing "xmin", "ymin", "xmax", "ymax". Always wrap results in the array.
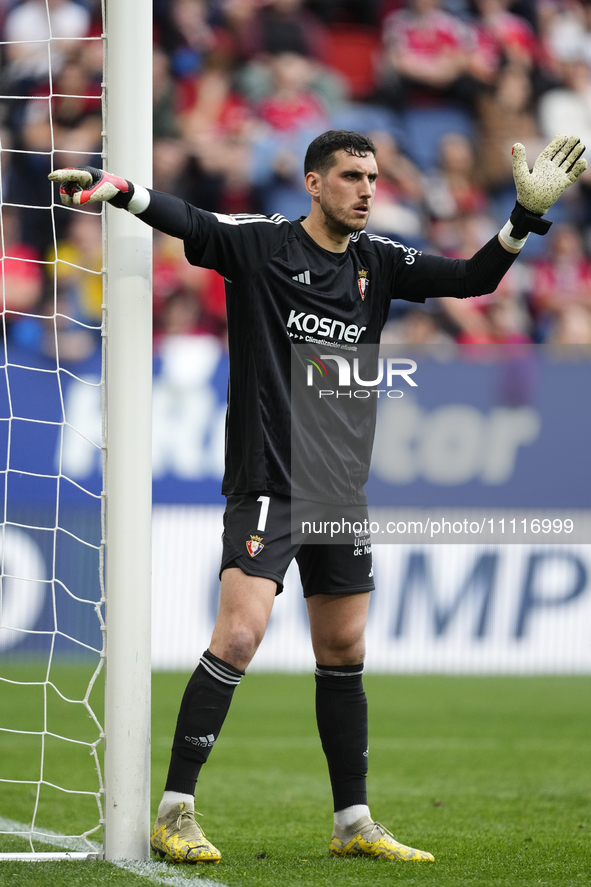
[{"xmin": 220, "ymin": 493, "xmax": 375, "ymax": 597}]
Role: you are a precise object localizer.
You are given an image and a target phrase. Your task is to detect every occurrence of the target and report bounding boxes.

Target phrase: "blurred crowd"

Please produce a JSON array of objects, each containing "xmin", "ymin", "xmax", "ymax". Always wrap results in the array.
[{"xmin": 2, "ymin": 0, "xmax": 591, "ymax": 362}]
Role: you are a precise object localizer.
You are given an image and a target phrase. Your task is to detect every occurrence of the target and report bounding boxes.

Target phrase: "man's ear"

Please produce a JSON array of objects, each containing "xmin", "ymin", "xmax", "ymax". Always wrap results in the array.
[{"xmin": 304, "ymin": 170, "xmax": 321, "ymax": 198}]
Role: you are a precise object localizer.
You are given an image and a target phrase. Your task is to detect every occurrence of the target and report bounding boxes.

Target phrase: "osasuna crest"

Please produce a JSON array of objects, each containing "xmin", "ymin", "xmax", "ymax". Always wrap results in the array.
[
  {"xmin": 246, "ymin": 534, "xmax": 264, "ymax": 557},
  {"xmin": 357, "ymin": 269, "xmax": 369, "ymax": 300}
]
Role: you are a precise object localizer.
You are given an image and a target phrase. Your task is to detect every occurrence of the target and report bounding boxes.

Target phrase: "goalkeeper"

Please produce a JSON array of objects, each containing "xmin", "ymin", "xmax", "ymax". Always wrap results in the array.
[{"xmin": 50, "ymin": 131, "xmax": 585, "ymax": 866}]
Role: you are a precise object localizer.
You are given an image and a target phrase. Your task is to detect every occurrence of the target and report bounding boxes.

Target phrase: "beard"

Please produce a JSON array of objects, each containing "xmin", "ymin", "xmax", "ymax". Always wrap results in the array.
[{"xmin": 318, "ymin": 194, "xmax": 370, "ymax": 237}]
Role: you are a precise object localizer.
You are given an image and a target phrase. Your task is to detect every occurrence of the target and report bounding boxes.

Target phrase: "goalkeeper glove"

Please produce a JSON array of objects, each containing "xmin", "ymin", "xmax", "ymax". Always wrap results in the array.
[
  {"xmin": 48, "ymin": 166, "xmax": 134, "ymax": 208},
  {"xmin": 508, "ymin": 134, "xmax": 587, "ymax": 240}
]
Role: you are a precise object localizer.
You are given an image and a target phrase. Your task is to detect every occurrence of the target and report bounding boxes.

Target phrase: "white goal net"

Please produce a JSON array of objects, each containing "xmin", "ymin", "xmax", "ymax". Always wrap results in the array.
[{"xmin": 0, "ymin": 0, "xmax": 106, "ymax": 858}]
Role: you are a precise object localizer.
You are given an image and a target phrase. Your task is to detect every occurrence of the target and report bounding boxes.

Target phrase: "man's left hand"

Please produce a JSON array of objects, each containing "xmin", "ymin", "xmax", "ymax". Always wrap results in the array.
[{"xmin": 512, "ymin": 135, "xmax": 587, "ymax": 216}]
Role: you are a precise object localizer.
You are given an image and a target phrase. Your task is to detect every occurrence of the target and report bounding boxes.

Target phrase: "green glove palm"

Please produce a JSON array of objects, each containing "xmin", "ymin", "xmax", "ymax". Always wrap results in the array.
[{"xmin": 512, "ymin": 134, "xmax": 587, "ymax": 216}]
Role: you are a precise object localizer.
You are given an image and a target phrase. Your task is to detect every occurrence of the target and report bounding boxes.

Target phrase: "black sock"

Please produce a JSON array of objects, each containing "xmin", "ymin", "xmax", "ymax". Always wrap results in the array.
[
  {"xmin": 165, "ymin": 649, "xmax": 244, "ymax": 795},
  {"xmin": 315, "ymin": 662, "xmax": 368, "ymax": 812}
]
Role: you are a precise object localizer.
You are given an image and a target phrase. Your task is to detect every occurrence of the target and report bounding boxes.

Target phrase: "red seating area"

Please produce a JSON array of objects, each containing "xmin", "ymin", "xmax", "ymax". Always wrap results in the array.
[{"xmin": 322, "ymin": 24, "xmax": 382, "ymax": 100}]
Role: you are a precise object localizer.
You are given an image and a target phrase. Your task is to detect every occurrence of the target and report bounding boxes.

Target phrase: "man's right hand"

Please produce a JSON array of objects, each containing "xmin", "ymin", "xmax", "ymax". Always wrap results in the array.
[{"xmin": 48, "ymin": 166, "xmax": 133, "ymax": 208}]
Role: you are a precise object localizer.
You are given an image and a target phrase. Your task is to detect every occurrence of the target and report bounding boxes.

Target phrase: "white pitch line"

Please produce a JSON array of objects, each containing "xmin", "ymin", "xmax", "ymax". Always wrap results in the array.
[
  {"xmin": 0, "ymin": 817, "xmax": 227, "ymax": 887},
  {"xmin": 0, "ymin": 816, "xmax": 98, "ymax": 855},
  {"xmin": 114, "ymin": 858, "xmax": 226, "ymax": 887}
]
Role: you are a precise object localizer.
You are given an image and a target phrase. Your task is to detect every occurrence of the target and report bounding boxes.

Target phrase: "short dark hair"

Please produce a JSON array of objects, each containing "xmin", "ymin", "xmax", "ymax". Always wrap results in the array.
[{"xmin": 304, "ymin": 130, "xmax": 377, "ymax": 176}]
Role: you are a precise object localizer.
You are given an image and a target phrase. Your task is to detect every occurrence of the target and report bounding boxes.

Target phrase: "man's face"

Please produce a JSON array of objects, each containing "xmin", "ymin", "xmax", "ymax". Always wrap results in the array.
[{"xmin": 314, "ymin": 150, "xmax": 378, "ymax": 237}]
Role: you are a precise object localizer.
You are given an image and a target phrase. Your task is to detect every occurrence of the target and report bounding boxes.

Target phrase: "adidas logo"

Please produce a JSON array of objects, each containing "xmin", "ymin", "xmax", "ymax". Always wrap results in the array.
[
  {"xmin": 185, "ymin": 733, "xmax": 215, "ymax": 748},
  {"xmin": 292, "ymin": 270, "xmax": 311, "ymax": 285}
]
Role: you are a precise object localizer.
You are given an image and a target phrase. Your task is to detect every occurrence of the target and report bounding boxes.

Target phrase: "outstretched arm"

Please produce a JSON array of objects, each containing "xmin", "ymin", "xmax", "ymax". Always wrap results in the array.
[
  {"xmin": 47, "ymin": 166, "xmax": 195, "ymax": 239},
  {"xmin": 393, "ymin": 134, "xmax": 588, "ymax": 303},
  {"xmin": 47, "ymin": 166, "xmax": 291, "ymax": 279}
]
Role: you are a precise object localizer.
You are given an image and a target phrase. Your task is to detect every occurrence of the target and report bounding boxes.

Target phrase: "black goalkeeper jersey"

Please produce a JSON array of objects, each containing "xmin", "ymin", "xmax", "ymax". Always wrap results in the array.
[{"xmin": 138, "ymin": 193, "xmax": 517, "ymax": 501}]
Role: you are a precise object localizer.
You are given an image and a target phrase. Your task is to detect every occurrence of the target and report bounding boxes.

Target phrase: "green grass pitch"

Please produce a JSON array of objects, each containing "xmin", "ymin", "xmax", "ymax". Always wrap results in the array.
[{"xmin": 0, "ymin": 667, "xmax": 590, "ymax": 886}]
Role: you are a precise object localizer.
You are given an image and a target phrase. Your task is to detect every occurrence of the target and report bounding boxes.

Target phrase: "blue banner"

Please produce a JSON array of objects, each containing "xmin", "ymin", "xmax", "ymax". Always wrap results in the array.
[{"xmin": 2, "ymin": 339, "xmax": 590, "ymax": 508}]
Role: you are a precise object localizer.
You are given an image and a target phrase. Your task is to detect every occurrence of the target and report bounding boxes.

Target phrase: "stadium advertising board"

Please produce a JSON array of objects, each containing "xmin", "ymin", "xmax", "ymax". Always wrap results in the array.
[
  {"xmin": 151, "ymin": 508, "xmax": 591, "ymax": 673},
  {"xmin": 5, "ymin": 338, "xmax": 588, "ymax": 510},
  {"xmin": 1, "ymin": 337, "xmax": 590, "ymax": 670}
]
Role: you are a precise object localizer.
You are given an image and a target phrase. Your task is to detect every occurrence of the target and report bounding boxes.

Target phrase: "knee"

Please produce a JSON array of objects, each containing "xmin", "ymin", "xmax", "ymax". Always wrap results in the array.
[
  {"xmin": 318, "ymin": 630, "xmax": 366, "ymax": 666},
  {"xmin": 211, "ymin": 625, "xmax": 263, "ymax": 671}
]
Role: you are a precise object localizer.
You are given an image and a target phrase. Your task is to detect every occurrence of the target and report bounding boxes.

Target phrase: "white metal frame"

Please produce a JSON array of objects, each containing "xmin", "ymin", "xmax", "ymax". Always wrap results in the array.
[
  {"xmin": 103, "ymin": 0, "xmax": 153, "ymax": 862},
  {"xmin": 0, "ymin": 0, "xmax": 153, "ymax": 864}
]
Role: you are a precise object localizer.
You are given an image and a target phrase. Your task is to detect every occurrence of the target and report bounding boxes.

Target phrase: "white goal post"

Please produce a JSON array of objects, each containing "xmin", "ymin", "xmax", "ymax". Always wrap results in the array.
[
  {"xmin": 0, "ymin": 0, "xmax": 153, "ymax": 863},
  {"xmin": 103, "ymin": 0, "xmax": 153, "ymax": 863}
]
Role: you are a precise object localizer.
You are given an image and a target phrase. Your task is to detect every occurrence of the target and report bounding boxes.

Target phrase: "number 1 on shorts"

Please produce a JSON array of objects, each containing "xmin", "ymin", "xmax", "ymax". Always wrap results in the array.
[{"xmin": 257, "ymin": 495, "xmax": 270, "ymax": 532}]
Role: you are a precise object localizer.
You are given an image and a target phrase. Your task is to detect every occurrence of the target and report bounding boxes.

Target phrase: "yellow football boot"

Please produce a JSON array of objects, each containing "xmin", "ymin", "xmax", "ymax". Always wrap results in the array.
[
  {"xmin": 329, "ymin": 815, "xmax": 434, "ymax": 861},
  {"xmin": 150, "ymin": 802, "xmax": 221, "ymax": 864}
]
